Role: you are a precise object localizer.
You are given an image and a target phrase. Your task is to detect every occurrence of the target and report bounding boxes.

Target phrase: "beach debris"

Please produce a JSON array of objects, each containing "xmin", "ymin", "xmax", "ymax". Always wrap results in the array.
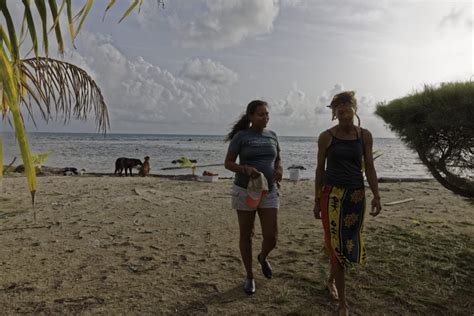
[
  {"xmin": 31, "ymin": 153, "xmax": 50, "ymax": 173},
  {"xmin": 373, "ymin": 150, "xmax": 384, "ymax": 160},
  {"xmin": 133, "ymin": 188, "xmax": 144, "ymax": 196},
  {"xmin": 63, "ymin": 167, "xmax": 79, "ymax": 176},
  {"xmin": 125, "ymin": 264, "xmax": 140, "ymax": 273},
  {"xmin": 2, "ymin": 157, "xmax": 17, "ymax": 175},
  {"xmin": 202, "ymin": 170, "xmax": 218, "ymax": 176},
  {"xmin": 171, "ymin": 157, "xmax": 197, "ymax": 166},
  {"xmin": 12, "ymin": 165, "xmax": 84, "ymax": 176},
  {"xmin": 200, "ymin": 171, "xmax": 219, "ymax": 182},
  {"xmin": 133, "ymin": 218, "xmax": 142, "ymax": 226},
  {"xmin": 287, "ymin": 164, "xmax": 306, "ymax": 170},
  {"xmin": 384, "ymin": 198, "xmax": 415, "ymax": 206},
  {"xmin": 288, "ymin": 165, "xmax": 305, "ymax": 181}
]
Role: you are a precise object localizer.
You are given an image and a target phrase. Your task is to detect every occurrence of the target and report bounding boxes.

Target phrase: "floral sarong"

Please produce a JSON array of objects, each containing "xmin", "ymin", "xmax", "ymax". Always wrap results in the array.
[{"xmin": 320, "ymin": 185, "xmax": 366, "ymax": 267}]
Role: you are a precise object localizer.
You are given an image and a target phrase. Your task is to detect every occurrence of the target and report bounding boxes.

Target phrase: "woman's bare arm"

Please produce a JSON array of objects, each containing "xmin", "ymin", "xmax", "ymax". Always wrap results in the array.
[
  {"xmin": 224, "ymin": 151, "xmax": 259, "ymax": 177},
  {"xmin": 362, "ymin": 129, "xmax": 382, "ymax": 216},
  {"xmin": 314, "ymin": 131, "xmax": 330, "ymax": 218}
]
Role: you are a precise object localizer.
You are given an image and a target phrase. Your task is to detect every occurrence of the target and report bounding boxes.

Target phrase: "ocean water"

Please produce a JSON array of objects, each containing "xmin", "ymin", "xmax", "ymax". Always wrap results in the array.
[{"xmin": 1, "ymin": 132, "xmax": 432, "ymax": 179}]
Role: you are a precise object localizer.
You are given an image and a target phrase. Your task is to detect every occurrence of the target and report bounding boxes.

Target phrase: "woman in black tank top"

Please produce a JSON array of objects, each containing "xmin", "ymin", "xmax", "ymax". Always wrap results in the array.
[{"xmin": 313, "ymin": 91, "xmax": 382, "ymax": 316}]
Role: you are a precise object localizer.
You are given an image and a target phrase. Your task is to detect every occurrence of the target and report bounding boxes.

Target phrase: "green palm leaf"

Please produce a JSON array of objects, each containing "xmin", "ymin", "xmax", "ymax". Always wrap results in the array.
[
  {"xmin": 0, "ymin": 25, "xmax": 12, "ymax": 58},
  {"xmin": 65, "ymin": 0, "xmax": 75, "ymax": 47},
  {"xmin": 119, "ymin": 0, "xmax": 142, "ymax": 23},
  {"xmin": 0, "ymin": 0, "xmax": 20, "ymax": 60},
  {"xmin": 0, "ymin": 45, "xmax": 36, "ymax": 204},
  {"xmin": 21, "ymin": 0, "xmax": 39, "ymax": 57},
  {"xmin": 34, "ymin": 0, "xmax": 49, "ymax": 56},
  {"xmin": 74, "ymin": 0, "xmax": 93, "ymax": 40},
  {"xmin": 47, "ymin": 0, "xmax": 64, "ymax": 54},
  {"xmin": 19, "ymin": 57, "xmax": 109, "ymax": 133},
  {"xmin": 102, "ymin": 0, "xmax": 116, "ymax": 21}
]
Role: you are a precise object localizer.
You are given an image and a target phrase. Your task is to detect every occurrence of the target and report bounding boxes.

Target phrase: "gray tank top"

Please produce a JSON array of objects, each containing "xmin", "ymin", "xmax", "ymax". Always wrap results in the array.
[{"xmin": 324, "ymin": 128, "xmax": 365, "ymax": 189}]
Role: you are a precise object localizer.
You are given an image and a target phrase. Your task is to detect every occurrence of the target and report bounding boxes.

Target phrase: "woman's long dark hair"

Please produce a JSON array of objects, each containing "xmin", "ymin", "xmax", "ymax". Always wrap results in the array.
[{"xmin": 225, "ymin": 100, "xmax": 267, "ymax": 141}]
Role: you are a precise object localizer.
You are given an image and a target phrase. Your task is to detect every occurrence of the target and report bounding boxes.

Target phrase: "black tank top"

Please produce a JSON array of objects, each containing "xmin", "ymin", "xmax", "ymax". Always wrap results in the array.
[{"xmin": 324, "ymin": 128, "xmax": 364, "ymax": 189}]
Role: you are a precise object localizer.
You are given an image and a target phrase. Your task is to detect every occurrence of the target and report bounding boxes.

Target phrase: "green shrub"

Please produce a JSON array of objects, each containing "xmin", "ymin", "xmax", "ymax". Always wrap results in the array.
[{"xmin": 376, "ymin": 81, "xmax": 474, "ymax": 198}]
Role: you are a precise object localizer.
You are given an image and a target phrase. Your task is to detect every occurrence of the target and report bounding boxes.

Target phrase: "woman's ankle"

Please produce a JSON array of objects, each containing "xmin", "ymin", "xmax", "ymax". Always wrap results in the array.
[{"xmin": 338, "ymin": 300, "xmax": 348, "ymax": 309}]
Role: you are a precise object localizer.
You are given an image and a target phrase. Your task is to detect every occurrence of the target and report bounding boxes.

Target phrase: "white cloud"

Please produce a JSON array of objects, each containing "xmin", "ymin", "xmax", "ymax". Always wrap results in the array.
[
  {"xmin": 170, "ymin": 0, "xmax": 280, "ymax": 49},
  {"xmin": 439, "ymin": 6, "xmax": 469, "ymax": 27},
  {"xmin": 69, "ymin": 32, "xmax": 237, "ymax": 131},
  {"xmin": 179, "ymin": 58, "xmax": 238, "ymax": 86},
  {"xmin": 273, "ymin": 83, "xmax": 307, "ymax": 117},
  {"xmin": 267, "ymin": 84, "xmax": 323, "ymax": 135},
  {"xmin": 280, "ymin": 0, "xmax": 303, "ymax": 7},
  {"xmin": 314, "ymin": 84, "xmax": 344, "ymax": 115}
]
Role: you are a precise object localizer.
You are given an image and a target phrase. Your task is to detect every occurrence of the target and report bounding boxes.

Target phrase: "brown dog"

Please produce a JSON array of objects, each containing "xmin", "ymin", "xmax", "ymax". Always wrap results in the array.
[{"xmin": 139, "ymin": 156, "xmax": 150, "ymax": 177}]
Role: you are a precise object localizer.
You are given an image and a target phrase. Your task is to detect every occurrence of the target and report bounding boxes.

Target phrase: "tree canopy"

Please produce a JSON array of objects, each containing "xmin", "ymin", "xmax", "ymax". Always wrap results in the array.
[{"xmin": 376, "ymin": 81, "xmax": 474, "ymax": 198}]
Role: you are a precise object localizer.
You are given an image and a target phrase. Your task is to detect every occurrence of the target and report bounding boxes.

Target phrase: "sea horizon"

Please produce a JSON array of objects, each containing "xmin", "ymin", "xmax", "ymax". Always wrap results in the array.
[
  {"xmin": 2, "ymin": 130, "xmax": 399, "ymax": 139},
  {"xmin": 1, "ymin": 132, "xmax": 430, "ymax": 180}
]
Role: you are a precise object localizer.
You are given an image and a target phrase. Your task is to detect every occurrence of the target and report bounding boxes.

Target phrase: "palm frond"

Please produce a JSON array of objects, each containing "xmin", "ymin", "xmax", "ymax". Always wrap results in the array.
[
  {"xmin": 0, "ymin": 25, "xmax": 12, "ymax": 59},
  {"xmin": 74, "ymin": 0, "xmax": 93, "ymax": 40},
  {"xmin": 119, "ymin": 0, "xmax": 142, "ymax": 23},
  {"xmin": 19, "ymin": 57, "xmax": 109, "ymax": 133},
  {"xmin": 1, "ymin": 45, "xmax": 36, "ymax": 204},
  {"xmin": 65, "ymin": 0, "xmax": 76, "ymax": 47},
  {"xmin": 21, "ymin": 0, "xmax": 39, "ymax": 57},
  {"xmin": 0, "ymin": 0, "xmax": 20, "ymax": 60},
  {"xmin": 102, "ymin": 0, "xmax": 116, "ymax": 21},
  {"xmin": 47, "ymin": 0, "xmax": 64, "ymax": 54}
]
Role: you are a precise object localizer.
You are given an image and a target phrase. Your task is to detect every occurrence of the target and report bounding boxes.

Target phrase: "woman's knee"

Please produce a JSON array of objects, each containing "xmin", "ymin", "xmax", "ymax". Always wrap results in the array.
[
  {"xmin": 263, "ymin": 232, "xmax": 277, "ymax": 248},
  {"xmin": 239, "ymin": 230, "xmax": 254, "ymax": 243}
]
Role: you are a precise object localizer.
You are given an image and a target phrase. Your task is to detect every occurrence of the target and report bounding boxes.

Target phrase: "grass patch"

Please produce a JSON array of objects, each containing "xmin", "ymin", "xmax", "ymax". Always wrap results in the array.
[
  {"xmin": 273, "ymin": 284, "xmax": 292, "ymax": 305},
  {"xmin": 346, "ymin": 225, "xmax": 474, "ymax": 315}
]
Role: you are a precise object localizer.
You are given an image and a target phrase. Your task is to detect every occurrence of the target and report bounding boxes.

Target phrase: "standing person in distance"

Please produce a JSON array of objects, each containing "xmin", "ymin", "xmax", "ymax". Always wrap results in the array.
[
  {"xmin": 224, "ymin": 100, "xmax": 283, "ymax": 295},
  {"xmin": 313, "ymin": 91, "xmax": 382, "ymax": 315}
]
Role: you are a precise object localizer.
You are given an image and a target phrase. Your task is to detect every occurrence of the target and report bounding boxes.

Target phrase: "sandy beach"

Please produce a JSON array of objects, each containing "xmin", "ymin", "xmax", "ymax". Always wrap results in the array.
[{"xmin": 0, "ymin": 175, "xmax": 472, "ymax": 315}]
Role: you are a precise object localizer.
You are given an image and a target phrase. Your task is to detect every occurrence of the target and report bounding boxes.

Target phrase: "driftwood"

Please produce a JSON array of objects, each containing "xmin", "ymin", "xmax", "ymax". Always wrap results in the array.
[
  {"xmin": 384, "ymin": 198, "xmax": 415, "ymax": 206},
  {"xmin": 378, "ymin": 177, "xmax": 434, "ymax": 183},
  {"xmin": 10, "ymin": 165, "xmax": 82, "ymax": 176},
  {"xmin": 161, "ymin": 163, "xmax": 224, "ymax": 171}
]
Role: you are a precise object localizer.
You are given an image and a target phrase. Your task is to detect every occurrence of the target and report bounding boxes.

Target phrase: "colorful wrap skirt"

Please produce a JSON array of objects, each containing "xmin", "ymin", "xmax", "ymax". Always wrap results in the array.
[{"xmin": 320, "ymin": 185, "xmax": 367, "ymax": 267}]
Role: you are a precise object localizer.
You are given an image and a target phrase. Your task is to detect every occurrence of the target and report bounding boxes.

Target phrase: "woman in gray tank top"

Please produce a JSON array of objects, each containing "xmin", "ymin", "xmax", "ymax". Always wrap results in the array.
[
  {"xmin": 313, "ymin": 91, "xmax": 382, "ymax": 316},
  {"xmin": 224, "ymin": 100, "xmax": 283, "ymax": 295}
]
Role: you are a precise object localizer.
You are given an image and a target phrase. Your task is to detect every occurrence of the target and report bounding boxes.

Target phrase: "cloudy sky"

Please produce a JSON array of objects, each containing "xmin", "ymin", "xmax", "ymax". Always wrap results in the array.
[{"xmin": 3, "ymin": 0, "xmax": 473, "ymax": 136}]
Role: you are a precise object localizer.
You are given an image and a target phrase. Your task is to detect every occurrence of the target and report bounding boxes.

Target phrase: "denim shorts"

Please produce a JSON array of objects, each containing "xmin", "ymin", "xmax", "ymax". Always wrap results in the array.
[{"xmin": 231, "ymin": 184, "xmax": 280, "ymax": 211}]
